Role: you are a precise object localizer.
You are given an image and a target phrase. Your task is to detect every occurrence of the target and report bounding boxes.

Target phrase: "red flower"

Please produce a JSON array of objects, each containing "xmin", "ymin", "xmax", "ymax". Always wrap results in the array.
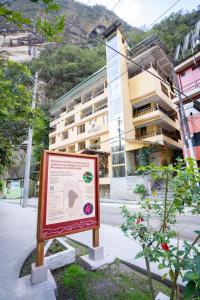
[
  {"xmin": 161, "ymin": 243, "xmax": 169, "ymax": 251},
  {"xmin": 136, "ymin": 217, "xmax": 144, "ymax": 224}
]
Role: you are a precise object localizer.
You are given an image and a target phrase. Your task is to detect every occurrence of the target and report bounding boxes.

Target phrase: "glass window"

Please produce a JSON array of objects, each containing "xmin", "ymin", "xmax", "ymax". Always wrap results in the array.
[
  {"xmin": 77, "ymin": 124, "xmax": 85, "ymax": 134},
  {"xmin": 112, "ymin": 152, "xmax": 125, "ymax": 165},
  {"xmin": 192, "ymin": 132, "xmax": 200, "ymax": 147},
  {"xmin": 50, "ymin": 136, "xmax": 56, "ymax": 144},
  {"xmin": 111, "ymin": 141, "xmax": 124, "ymax": 152},
  {"xmin": 113, "ymin": 165, "xmax": 125, "ymax": 177},
  {"xmin": 62, "ymin": 131, "xmax": 68, "ymax": 140},
  {"xmin": 78, "ymin": 141, "xmax": 85, "ymax": 151}
]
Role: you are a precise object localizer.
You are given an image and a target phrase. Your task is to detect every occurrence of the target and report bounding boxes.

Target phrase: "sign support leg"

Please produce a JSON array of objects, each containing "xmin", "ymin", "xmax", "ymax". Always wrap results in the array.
[
  {"xmin": 92, "ymin": 228, "xmax": 99, "ymax": 248},
  {"xmin": 36, "ymin": 240, "xmax": 44, "ymax": 267}
]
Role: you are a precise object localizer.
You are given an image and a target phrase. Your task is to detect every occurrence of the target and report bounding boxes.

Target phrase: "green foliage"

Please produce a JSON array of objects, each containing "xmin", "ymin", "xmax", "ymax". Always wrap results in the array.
[
  {"xmin": 121, "ymin": 158, "xmax": 200, "ymax": 300},
  {"xmin": 30, "ymin": 44, "xmax": 105, "ymax": 100},
  {"xmin": 32, "ymin": 107, "xmax": 49, "ymax": 162},
  {"xmin": 137, "ymin": 147, "xmax": 153, "ymax": 167},
  {"xmin": 0, "ymin": 0, "xmax": 65, "ymax": 41},
  {"xmin": 0, "ymin": 59, "xmax": 33, "ymax": 174},
  {"xmin": 133, "ymin": 184, "xmax": 147, "ymax": 202},
  {"xmin": 63, "ymin": 264, "xmax": 87, "ymax": 299}
]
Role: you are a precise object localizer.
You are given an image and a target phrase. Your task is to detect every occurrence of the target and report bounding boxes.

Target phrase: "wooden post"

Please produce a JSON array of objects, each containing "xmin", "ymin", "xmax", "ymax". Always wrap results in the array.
[
  {"xmin": 36, "ymin": 240, "xmax": 44, "ymax": 267},
  {"xmin": 92, "ymin": 228, "xmax": 99, "ymax": 248}
]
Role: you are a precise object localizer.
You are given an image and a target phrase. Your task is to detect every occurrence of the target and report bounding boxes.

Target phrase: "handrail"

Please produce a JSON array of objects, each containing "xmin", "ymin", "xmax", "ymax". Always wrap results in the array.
[
  {"xmin": 133, "ymin": 105, "xmax": 176, "ymax": 121},
  {"xmin": 182, "ymin": 79, "xmax": 200, "ymax": 93}
]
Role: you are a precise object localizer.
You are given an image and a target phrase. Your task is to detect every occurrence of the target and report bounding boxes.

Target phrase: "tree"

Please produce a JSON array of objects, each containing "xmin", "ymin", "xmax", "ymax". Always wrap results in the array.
[
  {"xmin": 0, "ymin": 59, "xmax": 33, "ymax": 175},
  {"xmin": 0, "ymin": 0, "xmax": 65, "ymax": 41},
  {"xmin": 30, "ymin": 44, "xmax": 106, "ymax": 100},
  {"xmin": 121, "ymin": 159, "xmax": 200, "ymax": 300}
]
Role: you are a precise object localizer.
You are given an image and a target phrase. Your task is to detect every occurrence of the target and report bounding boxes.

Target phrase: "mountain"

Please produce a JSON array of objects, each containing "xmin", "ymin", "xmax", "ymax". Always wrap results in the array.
[{"xmin": 9, "ymin": 0, "xmax": 142, "ymax": 46}]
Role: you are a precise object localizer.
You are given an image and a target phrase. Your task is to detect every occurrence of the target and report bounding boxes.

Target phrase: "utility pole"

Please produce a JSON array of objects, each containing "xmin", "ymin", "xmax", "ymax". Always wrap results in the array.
[
  {"xmin": 118, "ymin": 118, "xmax": 122, "ymax": 151},
  {"xmin": 22, "ymin": 71, "xmax": 38, "ymax": 208},
  {"xmin": 172, "ymin": 66, "xmax": 197, "ymax": 165}
]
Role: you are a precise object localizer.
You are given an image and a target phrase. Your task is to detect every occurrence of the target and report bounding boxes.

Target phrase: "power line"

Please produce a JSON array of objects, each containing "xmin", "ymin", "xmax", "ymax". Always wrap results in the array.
[
  {"xmin": 147, "ymin": 0, "xmax": 181, "ymax": 28},
  {"xmin": 111, "ymin": 0, "xmax": 121, "ymax": 11},
  {"xmin": 65, "ymin": 19, "xmax": 195, "ymax": 106}
]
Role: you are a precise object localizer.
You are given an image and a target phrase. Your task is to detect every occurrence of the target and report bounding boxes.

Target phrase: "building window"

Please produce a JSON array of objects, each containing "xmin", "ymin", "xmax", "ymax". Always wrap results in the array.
[
  {"xmin": 50, "ymin": 136, "xmax": 56, "ymax": 144},
  {"xmin": 112, "ymin": 165, "xmax": 125, "ymax": 177},
  {"xmin": 6, "ymin": 181, "xmax": 11, "ymax": 189},
  {"xmin": 77, "ymin": 124, "xmax": 85, "ymax": 134},
  {"xmin": 78, "ymin": 141, "xmax": 85, "ymax": 151},
  {"xmin": 68, "ymin": 145, "xmax": 75, "ymax": 153},
  {"xmin": 180, "ymin": 71, "xmax": 185, "ymax": 77},
  {"xmin": 89, "ymin": 137, "xmax": 100, "ymax": 150},
  {"xmin": 61, "ymin": 106, "xmax": 66, "ymax": 113},
  {"xmin": 112, "ymin": 152, "xmax": 125, "ymax": 165},
  {"xmin": 62, "ymin": 131, "xmax": 68, "ymax": 140},
  {"xmin": 191, "ymin": 132, "xmax": 200, "ymax": 147}
]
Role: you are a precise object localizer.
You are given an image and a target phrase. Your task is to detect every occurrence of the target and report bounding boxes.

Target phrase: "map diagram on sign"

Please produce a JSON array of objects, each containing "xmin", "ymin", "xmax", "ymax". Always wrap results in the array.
[{"xmin": 45, "ymin": 155, "xmax": 95, "ymax": 225}]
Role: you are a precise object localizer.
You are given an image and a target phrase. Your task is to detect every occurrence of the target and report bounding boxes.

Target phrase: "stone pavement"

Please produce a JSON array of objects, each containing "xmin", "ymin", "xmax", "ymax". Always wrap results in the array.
[
  {"xmin": 0, "ymin": 200, "xmax": 55, "ymax": 300},
  {"xmin": 0, "ymin": 198, "xmax": 187, "ymax": 300}
]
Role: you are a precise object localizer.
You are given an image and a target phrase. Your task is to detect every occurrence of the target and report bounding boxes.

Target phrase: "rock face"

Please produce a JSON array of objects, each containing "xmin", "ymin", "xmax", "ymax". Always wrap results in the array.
[{"xmin": 2, "ymin": 0, "xmax": 134, "ymax": 46}]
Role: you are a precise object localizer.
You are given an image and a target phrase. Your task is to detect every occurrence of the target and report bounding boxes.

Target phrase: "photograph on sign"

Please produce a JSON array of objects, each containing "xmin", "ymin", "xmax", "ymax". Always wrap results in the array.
[{"xmin": 37, "ymin": 151, "xmax": 99, "ymax": 240}]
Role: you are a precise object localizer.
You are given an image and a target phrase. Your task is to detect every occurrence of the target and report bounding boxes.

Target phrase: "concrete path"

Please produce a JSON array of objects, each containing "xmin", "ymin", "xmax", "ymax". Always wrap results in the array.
[
  {"xmin": 69, "ymin": 224, "xmax": 185, "ymax": 286},
  {"xmin": 0, "ymin": 198, "xmax": 189, "ymax": 299},
  {"xmin": 0, "ymin": 201, "xmax": 55, "ymax": 300}
]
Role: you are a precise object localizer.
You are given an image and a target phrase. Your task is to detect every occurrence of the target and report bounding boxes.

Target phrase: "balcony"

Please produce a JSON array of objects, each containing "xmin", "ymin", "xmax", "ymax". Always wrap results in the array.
[
  {"xmin": 94, "ymin": 99, "xmax": 108, "ymax": 113},
  {"xmin": 81, "ymin": 106, "xmax": 93, "ymax": 119},
  {"xmin": 133, "ymin": 104, "xmax": 178, "ymax": 131},
  {"xmin": 65, "ymin": 115, "xmax": 75, "ymax": 126},
  {"xmin": 129, "ymin": 66, "xmax": 176, "ymax": 111},
  {"xmin": 135, "ymin": 127, "xmax": 182, "ymax": 149}
]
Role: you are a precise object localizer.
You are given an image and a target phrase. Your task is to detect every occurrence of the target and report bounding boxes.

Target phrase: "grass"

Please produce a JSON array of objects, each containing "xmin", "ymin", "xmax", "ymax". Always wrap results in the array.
[
  {"xmin": 20, "ymin": 239, "xmax": 172, "ymax": 300},
  {"xmin": 56, "ymin": 260, "xmax": 172, "ymax": 300}
]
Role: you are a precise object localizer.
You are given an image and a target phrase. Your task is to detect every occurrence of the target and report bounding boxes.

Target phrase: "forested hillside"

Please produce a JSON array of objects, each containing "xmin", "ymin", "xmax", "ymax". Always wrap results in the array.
[{"xmin": 1, "ymin": 0, "xmax": 200, "ymax": 164}]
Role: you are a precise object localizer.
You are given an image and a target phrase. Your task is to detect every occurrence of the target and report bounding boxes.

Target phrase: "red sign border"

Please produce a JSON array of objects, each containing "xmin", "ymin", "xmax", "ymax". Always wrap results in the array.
[{"xmin": 37, "ymin": 150, "xmax": 99, "ymax": 241}]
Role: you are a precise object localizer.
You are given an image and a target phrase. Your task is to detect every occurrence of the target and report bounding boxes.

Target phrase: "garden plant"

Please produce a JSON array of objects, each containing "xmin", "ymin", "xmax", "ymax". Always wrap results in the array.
[{"xmin": 121, "ymin": 158, "xmax": 200, "ymax": 300}]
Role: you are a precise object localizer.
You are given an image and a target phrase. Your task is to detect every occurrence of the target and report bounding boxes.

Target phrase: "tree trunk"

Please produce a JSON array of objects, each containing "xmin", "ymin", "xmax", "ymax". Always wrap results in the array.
[
  {"xmin": 144, "ymin": 255, "xmax": 155, "ymax": 300},
  {"xmin": 170, "ymin": 271, "xmax": 179, "ymax": 300}
]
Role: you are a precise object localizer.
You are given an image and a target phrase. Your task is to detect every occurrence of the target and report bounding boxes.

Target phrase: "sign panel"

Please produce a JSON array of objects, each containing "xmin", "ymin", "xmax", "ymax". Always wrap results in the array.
[
  {"xmin": 37, "ymin": 151, "xmax": 99, "ymax": 241},
  {"xmin": 11, "ymin": 180, "xmax": 18, "ymax": 190}
]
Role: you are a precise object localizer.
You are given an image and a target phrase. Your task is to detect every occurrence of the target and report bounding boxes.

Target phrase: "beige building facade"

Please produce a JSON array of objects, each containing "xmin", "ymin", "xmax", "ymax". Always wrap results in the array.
[{"xmin": 49, "ymin": 22, "xmax": 182, "ymax": 200}]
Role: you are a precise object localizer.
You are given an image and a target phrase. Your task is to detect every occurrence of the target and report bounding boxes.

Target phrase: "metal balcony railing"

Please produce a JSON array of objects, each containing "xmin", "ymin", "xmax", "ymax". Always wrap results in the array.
[
  {"xmin": 135, "ymin": 128, "xmax": 162, "ymax": 140},
  {"xmin": 182, "ymin": 79, "xmax": 200, "ymax": 93},
  {"xmin": 94, "ymin": 103, "xmax": 108, "ymax": 113},
  {"xmin": 135, "ymin": 128, "xmax": 179, "ymax": 142},
  {"xmin": 81, "ymin": 110, "xmax": 93, "ymax": 119},
  {"xmin": 133, "ymin": 105, "xmax": 176, "ymax": 121}
]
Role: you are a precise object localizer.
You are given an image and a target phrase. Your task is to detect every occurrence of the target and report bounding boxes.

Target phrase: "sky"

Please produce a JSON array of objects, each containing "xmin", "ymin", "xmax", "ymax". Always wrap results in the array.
[{"xmin": 77, "ymin": 0, "xmax": 200, "ymax": 28}]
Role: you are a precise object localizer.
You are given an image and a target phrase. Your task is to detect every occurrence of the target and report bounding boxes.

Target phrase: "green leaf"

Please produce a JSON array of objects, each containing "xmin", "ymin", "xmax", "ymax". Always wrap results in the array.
[
  {"xmin": 183, "ymin": 271, "xmax": 200, "ymax": 282},
  {"xmin": 177, "ymin": 250, "xmax": 184, "ymax": 256},
  {"xmin": 135, "ymin": 251, "xmax": 144, "ymax": 259},
  {"xmin": 194, "ymin": 230, "xmax": 200, "ymax": 235},
  {"xmin": 162, "ymin": 273, "xmax": 168, "ymax": 280},
  {"xmin": 158, "ymin": 263, "xmax": 165, "ymax": 270},
  {"xmin": 169, "ymin": 269, "xmax": 175, "ymax": 281}
]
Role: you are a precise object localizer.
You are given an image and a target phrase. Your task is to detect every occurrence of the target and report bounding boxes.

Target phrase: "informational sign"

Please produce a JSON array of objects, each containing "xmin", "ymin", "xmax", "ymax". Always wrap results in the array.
[
  {"xmin": 37, "ymin": 151, "xmax": 99, "ymax": 241},
  {"xmin": 11, "ymin": 180, "xmax": 18, "ymax": 190}
]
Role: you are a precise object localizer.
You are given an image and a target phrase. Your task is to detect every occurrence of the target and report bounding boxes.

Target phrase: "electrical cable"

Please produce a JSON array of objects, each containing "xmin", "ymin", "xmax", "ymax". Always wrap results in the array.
[{"xmin": 147, "ymin": 0, "xmax": 181, "ymax": 28}]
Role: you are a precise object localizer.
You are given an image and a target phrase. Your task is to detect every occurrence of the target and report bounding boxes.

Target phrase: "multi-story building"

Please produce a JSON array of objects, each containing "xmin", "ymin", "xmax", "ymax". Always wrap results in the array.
[
  {"xmin": 174, "ymin": 21, "xmax": 200, "ymax": 166},
  {"xmin": 49, "ymin": 22, "xmax": 182, "ymax": 200}
]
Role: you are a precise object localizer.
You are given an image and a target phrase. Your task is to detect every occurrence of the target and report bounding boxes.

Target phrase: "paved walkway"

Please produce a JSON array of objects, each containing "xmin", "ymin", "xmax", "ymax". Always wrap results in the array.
[
  {"xmin": 0, "ymin": 200, "xmax": 55, "ymax": 300},
  {"xmin": 69, "ymin": 225, "xmax": 185, "ymax": 286},
  {"xmin": 0, "ymin": 199, "xmax": 187, "ymax": 300}
]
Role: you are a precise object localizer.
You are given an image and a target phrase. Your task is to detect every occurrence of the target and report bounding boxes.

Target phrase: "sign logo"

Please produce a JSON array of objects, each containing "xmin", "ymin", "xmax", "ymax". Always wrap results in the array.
[
  {"xmin": 83, "ymin": 171, "xmax": 93, "ymax": 183},
  {"xmin": 83, "ymin": 203, "xmax": 93, "ymax": 215}
]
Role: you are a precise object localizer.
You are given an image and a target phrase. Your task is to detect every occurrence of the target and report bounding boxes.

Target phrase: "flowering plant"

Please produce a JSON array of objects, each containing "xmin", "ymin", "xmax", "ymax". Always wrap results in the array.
[{"xmin": 121, "ymin": 158, "xmax": 200, "ymax": 300}]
